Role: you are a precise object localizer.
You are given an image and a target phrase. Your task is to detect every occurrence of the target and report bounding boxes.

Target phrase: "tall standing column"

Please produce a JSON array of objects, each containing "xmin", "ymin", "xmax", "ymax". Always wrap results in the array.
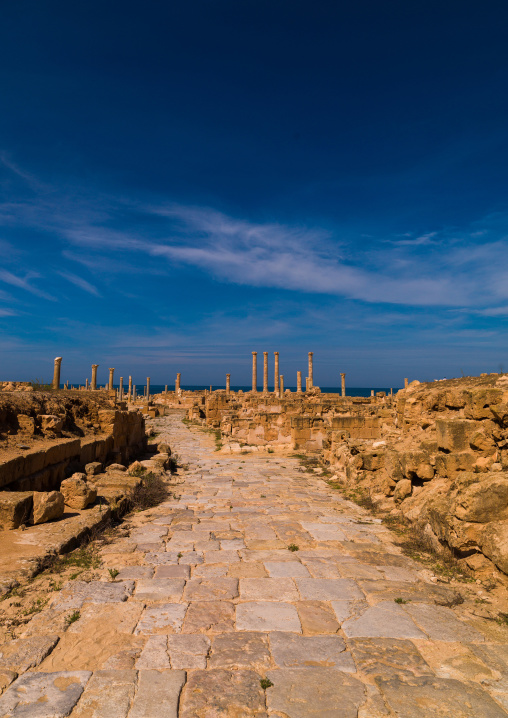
[
  {"xmin": 52, "ymin": 357, "xmax": 62, "ymax": 390},
  {"xmin": 128, "ymin": 376, "xmax": 132, "ymax": 400},
  {"xmin": 274, "ymin": 352, "xmax": 279, "ymax": 394},
  {"xmin": 280, "ymin": 374, "xmax": 284, "ymax": 398},
  {"xmin": 176, "ymin": 373, "xmax": 181, "ymax": 395},
  {"xmin": 341, "ymin": 372, "xmax": 346, "ymax": 397},
  {"xmin": 146, "ymin": 377, "xmax": 150, "ymax": 401},
  {"xmin": 91, "ymin": 364, "xmax": 99, "ymax": 390},
  {"xmin": 108, "ymin": 368, "xmax": 115, "ymax": 390},
  {"xmin": 133, "ymin": 385, "xmax": 136, "ymax": 401},
  {"xmin": 308, "ymin": 352, "xmax": 314, "ymax": 388},
  {"xmin": 297, "ymin": 371, "xmax": 302, "ymax": 393},
  {"xmin": 251, "ymin": 352, "xmax": 258, "ymax": 392},
  {"xmin": 119, "ymin": 377, "xmax": 124, "ymax": 400},
  {"xmin": 226, "ymin": 374, "xmax": 231, "ymax": 395},
  {"xmin": 263, "ymin": 352, "xmax": 268, "ymax": 393}
]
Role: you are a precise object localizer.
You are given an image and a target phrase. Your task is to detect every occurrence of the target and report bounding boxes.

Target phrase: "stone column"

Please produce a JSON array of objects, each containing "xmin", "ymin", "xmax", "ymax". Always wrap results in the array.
[
  {"xmin": 404, "ymin": 378, "xmax": 409, "ymax": 389},
  {"xmin": 119, "ymin": 377, "xmax": 124, "ymax": 400},
  {"xmin": 52, "ymin": 357, "xmax": 62, "ymax": 390},
  {"xmin": 308, "ymin": 352, "xmax": 313, "ymax": 388},
  {"xmin": 108, "ymin": 368, "xmax": 115, "ymax": 391},
  {"xmin": 280, "ymin": 374, "xmax": 284, "ymax": 398},
  {"xmin": 251, "ymin": 352, "xmax": 258, "ymax": 392},
  {"xmin": 128, "ymin": 376, "xmax": 132, "ymax": 400},
  {"xmin": 165, "ymin": 384, "xmax": 168, "ymax": 394},
  {"xmin": 226, "ymin": 374, "xmax": 231, "ymax": 395},
  {"xmin": 146, "ymin": 377, "xmax": 150, "ymax": 401},
  {"xmin": 85, "ymin": 378, "xmax": 89, "ymax": 389},
  {"xmin": 262, "ymin": 352, "xmax": 268, "ymax": 393},
  {"xmin": 176, "ymin": 373, "xmax": 181, "ymax": 396},
  {"xmin": 305, "ymin": 377, "xmax": 309, "ymax": 392},
  {"xmin": 341, "ymin": 372, "xmax": 346, "ymax": 397},
  {"xmin": 91, "ymin": 364, "xmax": 99, "ymax": 390},
  {"xmin": 274, "ymin": 352, "xmax": 279, "ymax": 394},
  {"xmin": 133, "ymin": 385, "xmax": 136, "ymax": 401},
  {"xmin": 297, "ymin": 371, "xmax": 302, "ymax": 393},
  {"xmin": 371, "ymin": 389, "xmax": 374, "ymax": 397}
]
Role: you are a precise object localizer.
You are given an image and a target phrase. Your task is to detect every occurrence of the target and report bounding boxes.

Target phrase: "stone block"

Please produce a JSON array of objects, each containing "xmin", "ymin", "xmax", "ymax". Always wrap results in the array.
[
  {"xmin": 208, "ymin": 632, "xmax": 270, "ymax": 671},
  {"xmin": 266, "ymin": 668, "xmax": 365, "ymax": 718},
  {"xmin": 32, "ymin": 491, "xmax": 64, "ymax": 525},
  {"xmin": 179, "ymin": 669, "xmax": 267, "ymax": 718},
  {"xmin": 60, "ymin": 474, "xmax": 97, "ymax": 510},
  {"xmin": 0, "ymin": 491, "xmax": 33, "ymax": 529},
  {"xmin": 341, "ymin": 602, "xmax": 426, "ymax": 639},
  {"xmin": 17, "ymin": 414, "xmax": 35, "ymax": 435},
  {"xmin": 393, "ymin": 479, "xmax": 412, "ymax": 502},
  {"xmin": 376, "ymin": 675, "xmax": 507, "ymax": 717},
  {"xmin": 436, "ymin": 420, "xmax": 475, "ymax": 452},
  {"xmin": 434, "ymin": 452, "xmax": 474, "ymax": 477},
  {"xmin": 167, "ymin": 634, "xmax": 210, "ymax": 669},
  {"xmin": 236, "ymin": 601, "xmax": 301, "ymax": 632},
  {"xmin": 269, "ymin": 632, "xmax": 354, "ymax": 670},
  {"xmin": 85, "ymin": 461, "xmax": 102, "ymax": 476},
  {"xmin": 70, "ymin": 669, "xmax": 136, "ymax": 717},
  {"xmin": 0, "ymin": 670, "xmax": 91, "ymax": 716},
  {"xmin": 129, "ymin": 670, "xmax": 186, "ymax": 718},
  {"xmin": 453, "ymin": 475, "xmax": 508, "ymax": 523},
  {"xmin": 0, "ymin": 635, "xmax": 59, "ymax": 672},
  {"xmin": 40, "ymin": 414, "xmax": 64, "ymax": 434}
]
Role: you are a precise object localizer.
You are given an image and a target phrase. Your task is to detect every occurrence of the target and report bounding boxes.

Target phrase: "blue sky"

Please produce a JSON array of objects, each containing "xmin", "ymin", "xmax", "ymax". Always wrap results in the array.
[{"xmin": 1, "ymin": 0, "xmax": 508, "ymax": 387}]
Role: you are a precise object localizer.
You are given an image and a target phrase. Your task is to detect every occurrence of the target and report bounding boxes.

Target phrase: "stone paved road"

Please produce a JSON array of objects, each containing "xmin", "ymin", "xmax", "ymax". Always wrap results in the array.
[{"xmin": 2, "ymin": 411, "xmax": 508, "ymax": 716}]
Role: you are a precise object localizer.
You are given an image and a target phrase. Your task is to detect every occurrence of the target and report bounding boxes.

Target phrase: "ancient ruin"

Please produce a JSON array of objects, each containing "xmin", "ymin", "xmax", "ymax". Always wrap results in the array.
[{"xmin": 1, "ymin": 356, "xmax": 508, "ymax": 715}]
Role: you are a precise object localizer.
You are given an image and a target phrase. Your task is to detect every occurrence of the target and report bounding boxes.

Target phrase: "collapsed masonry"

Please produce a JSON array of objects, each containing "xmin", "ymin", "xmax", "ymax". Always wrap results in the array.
[
  {"xmin": 0, "ymin": 391, "xmax": 149, "ymax": 530},
  {"xmin": 183, "ymin": 373, "xmax": 508, "ymax": 579}
]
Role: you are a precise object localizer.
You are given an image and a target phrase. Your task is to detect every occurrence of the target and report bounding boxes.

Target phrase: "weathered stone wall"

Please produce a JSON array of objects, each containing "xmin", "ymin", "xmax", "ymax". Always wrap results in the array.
[
  {"xmin": 0, "ymin": 409, "xmax": 146, "ymax": 493},
  {"xmin": 323, "ymin": 373, "xmax": 508, "ymax": 576}
]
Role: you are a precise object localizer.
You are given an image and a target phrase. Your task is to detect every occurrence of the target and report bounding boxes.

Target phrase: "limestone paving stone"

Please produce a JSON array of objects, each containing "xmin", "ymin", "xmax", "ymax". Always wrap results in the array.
[
  {"xmin": 349, "ymin": 638, "xmax": 434, "ymax": 679},
  {"xmin": 264, "ymin": 561, "xmax": 311, "ymax": 577},
  {"xmin": 341, "ymin": 602, "xmax": 426, "ymax": 639},
  {"xmin": 239, "ymin": 577, "xmax": 299, "ymax": 601},
  {"xmin": 51, "ymin": 581, "xmax": 134, "ymax": 610},
  {"xmin": 182, "ymin": 577, "xmax": 239, "ymax": 601},
  {"xmin": 132, "ymin": 578, "xmax": 185, "ymax": 602},
  {"xmin": 0, "ymin": 670, "xmax": 91, "ymax": 717},
  {"xmin": 403, "ymin": 602, "xmax": 486, "ymax": 642},
  {"xmin": 144, "ymin": 551, "xmax": 180, "ymax": 564},
  {"xmin": 167, "ymin": 634, "xmax": 210, "ymax": 668},
  {"xmin": 154, "ymin": 564, "xmax": 191, "ymax": 578},
  {"xmin": 295, "ymin": 578, "xmax": 363, "ymax": 601},
  {"xmin": 135, "ymin": 603, "xmax": 188, "ymax": 635},
  {"xmin": 269, "ymin": 632, "xmax": 355, "ymax": 671},
  {"xmin": 182, "ymin": 601, "xmax": 236, "ymax": 633},
  {"xmin": 0, "ymin": 635, "xmax": 59, "ymax": 673},
  {"xmin": 265, "ymin": 668, "xmax": 366, "ymax": 718},
  {"xmin": 135, "ymin": 635, "xmax": 170, "ymax": 669},
  {"xmin": 207, "ymin": 632, "xmax": 271, "ymax": 671},
  {"xmin": 115, "ymin": 566, "xmax": 154, "ymax": 580},
  {"xmin": 191, "ymin": 563, "xmax": 228, "ymax": 577},
  {"xmin": 70, "ymin": 669, "xmax": 136, "ymax": 718},
  {"xmin": 128, "ymin": 669, "xmax": 186, "ymax": 718},
  {"xmin": 236, "ymin": 601, "xmax": 302, "ymax": 632},
  {"xmin": 179, "ymin": 669, "xmax": 267, "ymax": 718},
  {"xmin": 203, "ymin": 549, "xmax": 240, "ymax": 563},
  {"xmin": 296, "ymin": 601, "xmax": 341, "ymax": 635},
  {"xmin": 300, "ymin": 557, "xmax": 343, "ymax": 578},
  {"xmin": 66, "ymin": 602, "xmax": 144, "ymax": 636},
  {"xmin": 376, "ymin": 675, "xmax": 508, "ymax": 717}
]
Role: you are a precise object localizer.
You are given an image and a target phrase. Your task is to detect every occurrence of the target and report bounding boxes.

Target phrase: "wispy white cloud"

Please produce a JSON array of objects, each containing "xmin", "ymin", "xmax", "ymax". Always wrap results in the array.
[
  {"xmin": 0, "ymin": 270, "xmax": 57, "ymax": 301},
  {"xmin": 57, "ymin": 270, "xmax": 101, "ymax": 297}
]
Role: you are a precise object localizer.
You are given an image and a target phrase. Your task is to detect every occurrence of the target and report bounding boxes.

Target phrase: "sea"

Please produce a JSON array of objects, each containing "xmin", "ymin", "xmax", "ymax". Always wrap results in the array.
[{"xmin": 110, "ymin": 385, "xmax": 398, "ymax": 397}]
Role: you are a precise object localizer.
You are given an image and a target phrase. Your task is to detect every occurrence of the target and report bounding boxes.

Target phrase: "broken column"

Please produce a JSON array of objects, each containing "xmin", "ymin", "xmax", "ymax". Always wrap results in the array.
[
  {"xmin": 146, "ymin": 377, "xmax": 150, "ymax": 401},
  {"xmin": 91, "ymin": 364, "xmax": 99, "ymax": 390},
  {"xmin": 128, "ymin": 376, "xmax": 132, "ymax": 400},
  {"xmin": 252, "ymin": 352, "xmax": 258, "ymax": 392},
  {"xmin": 85, "ymin": 378, "xmax": 89, "ymax": 389},
  {"xmin": 52, "ymin": 357, "xmax": 62, "ymax": 390},
  {"xmin": 341, "ymin": 372, "xmax": 346, "ymax": 397},
  {"xmin": 308, "ymin": 352, "xmax": 314, "ymax": 388},
  {"xmin": 263, "ymin": 352, "xmax": 268, "ymax": 393},
  {"xmin": 404, "ymin": 378, "xmax": 409, "ymax": 388},
  {"xmin": 297, "ymin": 371, "xmax": 302, "ymax": 393},
  {"xmin": 226, "ymin": 374, "xmax": 231, "ymax": 395},
  {"xmin": 133, "ymin": 385, "xmax": 137, "ymax": 400},
  {"xmin": 176, "ymin": 373, "xmax": 181, "ymax": 396},
  {"xmin": 280, "ymin": 374, "xmax": 284, "ymax": 398},
  {"xmin": 119, "ymin": 377, "xmax": 124, "ymax": 400},
  {"xmin": 108, "ymin": 368, "xmax": 115, "ymax": 391},
  {"xmin": 274, "ymin": 352, "xmax": 279, "ymax": 394}
]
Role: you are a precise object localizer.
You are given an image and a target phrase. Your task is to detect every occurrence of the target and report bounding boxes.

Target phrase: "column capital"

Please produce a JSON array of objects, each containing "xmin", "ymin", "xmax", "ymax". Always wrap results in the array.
[
  {"xmin": 252, "ymin": 351, "xmax": 257, "ymax": 356},
  {"xmin": 54, "ymin": 357, "xmax": 62, "ymax": 364}
]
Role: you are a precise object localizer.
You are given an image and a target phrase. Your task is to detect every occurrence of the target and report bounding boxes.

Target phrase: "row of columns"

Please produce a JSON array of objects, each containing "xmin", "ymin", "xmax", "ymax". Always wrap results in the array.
[{"xmin": 250, "ymin": 351, "xmax": 316, "ymax": 394}]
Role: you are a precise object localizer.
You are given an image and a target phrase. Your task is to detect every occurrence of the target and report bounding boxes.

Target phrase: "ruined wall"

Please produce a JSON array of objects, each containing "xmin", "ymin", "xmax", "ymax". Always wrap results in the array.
[
  {"xmin": 196, "ymin": 390, "xmax": 392, "ymax": 452},
  {"xmin": 0, "ymin": 399, "xmax": 146, "ymax": 494},
  {"xmin": 323, "ymin": 374, "xmax": 508, "ymax": 576}
]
